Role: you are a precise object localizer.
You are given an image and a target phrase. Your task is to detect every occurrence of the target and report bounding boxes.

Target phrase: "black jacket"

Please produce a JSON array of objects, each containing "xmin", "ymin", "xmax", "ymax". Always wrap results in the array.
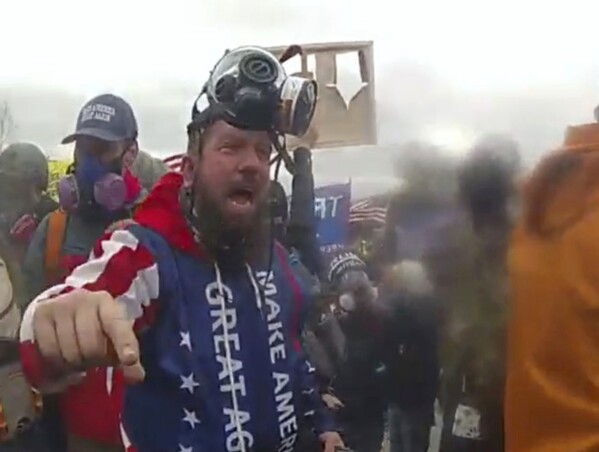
[{"xmin": 381, "ymin": 293, "xmax": 440, "ymax": 410}]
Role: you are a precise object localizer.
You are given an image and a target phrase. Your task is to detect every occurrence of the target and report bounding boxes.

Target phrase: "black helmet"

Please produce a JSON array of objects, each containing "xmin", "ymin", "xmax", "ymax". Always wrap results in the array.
[{"xmin": 0, "ymin": 142, "xmax": 49, "ymax": 191}]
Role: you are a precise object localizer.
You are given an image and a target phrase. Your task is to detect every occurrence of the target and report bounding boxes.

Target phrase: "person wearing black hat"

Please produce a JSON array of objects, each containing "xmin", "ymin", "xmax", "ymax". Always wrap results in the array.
[
  {"xmin": 22, "ymin": 94, "xmax": 146, "ymax": 452},
  {"xmin": 315, "ymin": 250, "xmax": 387, "ymax": 452}
]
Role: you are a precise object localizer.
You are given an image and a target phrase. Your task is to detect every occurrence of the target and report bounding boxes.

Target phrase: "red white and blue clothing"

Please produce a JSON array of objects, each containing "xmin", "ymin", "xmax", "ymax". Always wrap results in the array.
[
  {"xmin": 20, "ymin": 173, "xmax": 334, "ymax": 452},
  {"xmin": 22, "ymin": 169, "xmax": 145, "ymax": 448}
]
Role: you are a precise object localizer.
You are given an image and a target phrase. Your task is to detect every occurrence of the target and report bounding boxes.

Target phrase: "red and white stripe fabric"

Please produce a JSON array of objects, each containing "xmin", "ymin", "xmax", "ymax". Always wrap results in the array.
[
  {"xmin": 19, "ymin": 229, "xmax": 159, "ymax": 449},
  {"xmin": 163, "ymin": 154, "xmax": 184, "ymax": 172},
  {"xmin": 349, "ymin": 198, "xmax": 387, "ymax": 226},
  {"xmin": 121, "ymin": 422, "xmax": 136, "ymax": 452},
  {"xmin": 19, "ymin": 228, "xmax": 160, "ymax": 388}
]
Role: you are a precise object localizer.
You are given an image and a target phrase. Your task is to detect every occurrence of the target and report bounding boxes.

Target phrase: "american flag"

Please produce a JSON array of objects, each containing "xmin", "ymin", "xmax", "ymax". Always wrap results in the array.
[
  {"xmin": 163, "ymin": 153, "xmax": 184, "ymax": 172},
  {"xmin": 349, "ymin": 198, "xmax": 387, "ymax": 227}
]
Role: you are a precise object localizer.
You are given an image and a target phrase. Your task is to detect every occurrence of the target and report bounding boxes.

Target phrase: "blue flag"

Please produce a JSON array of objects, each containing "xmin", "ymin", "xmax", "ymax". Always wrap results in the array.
[{"xmin": 313, "ymin": 182, "xmax": 351, "ymax": 253}]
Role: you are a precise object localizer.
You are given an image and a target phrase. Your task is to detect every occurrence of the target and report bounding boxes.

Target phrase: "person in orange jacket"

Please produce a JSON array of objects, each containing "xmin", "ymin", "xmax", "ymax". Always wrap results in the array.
[{"xmin": 506, "ymin": 121, "xmax": 599, "ymax": 452}]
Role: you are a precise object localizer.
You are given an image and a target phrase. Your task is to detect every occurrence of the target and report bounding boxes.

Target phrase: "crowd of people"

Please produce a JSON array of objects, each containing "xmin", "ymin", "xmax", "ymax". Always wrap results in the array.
[{"xmin": 0, "ymin": 43, "xmax": 596, "ymax": 452}]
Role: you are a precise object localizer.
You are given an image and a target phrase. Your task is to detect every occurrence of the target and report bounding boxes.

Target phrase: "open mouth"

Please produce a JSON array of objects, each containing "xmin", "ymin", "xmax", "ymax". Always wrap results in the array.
[{"xmin": 228, "ymin": 188, "xmax": 255, "ymax": 207}]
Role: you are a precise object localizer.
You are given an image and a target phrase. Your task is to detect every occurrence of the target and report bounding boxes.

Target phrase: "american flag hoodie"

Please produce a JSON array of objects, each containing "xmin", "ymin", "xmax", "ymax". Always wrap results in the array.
[{"xmin": 20, "ymin": 172, "xmax": 334, "ymax": 452}]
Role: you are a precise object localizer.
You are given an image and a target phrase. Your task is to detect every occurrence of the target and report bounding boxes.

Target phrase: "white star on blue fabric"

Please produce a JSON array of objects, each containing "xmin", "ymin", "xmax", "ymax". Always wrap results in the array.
[
  {"xmin": 178, "ymin": 444, "xmax": 193, "ymax": 452},
  {"xmin": 183, "ymin": 408, "xmax": 200, "ymax": 429},
  {"xmin": 180, "ymin": 373, "xmax": 200, "ymax": 394},
  {"xmin": 180, "ymin": 331, "xmax": 192, "ymax": 351}
]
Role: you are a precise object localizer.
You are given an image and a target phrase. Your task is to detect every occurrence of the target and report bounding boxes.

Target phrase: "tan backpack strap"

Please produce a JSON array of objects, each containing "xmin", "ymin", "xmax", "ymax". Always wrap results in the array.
[
  {"xmin": 44, "ymin": 210, "xmax": 67, "ymax": 282},
  {"xmin": 105, "ymin": 218, "xmax": 137, "ymax": 234}
]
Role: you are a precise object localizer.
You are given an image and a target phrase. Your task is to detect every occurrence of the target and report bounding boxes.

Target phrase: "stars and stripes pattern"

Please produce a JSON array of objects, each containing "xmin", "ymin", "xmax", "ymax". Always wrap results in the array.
[
  {"xmin": 19, "ymin": 229, "xmax": 160, "ymax": 384},
  {"xmin": 176, "ymin": 326, "xmax": 201, "ymax": 452},
  {"xmin": 19, "ymin": 226, "xmax": 205, "ymax": 451},
  {"xmin": 19, "ymin": 229, "xmax": 160, "ymax": 452},
  {"xmin": 349, "ymin": 198, "xmax": 387, "ymax": 227},
  {"xmin": 20, "ymin": 173, "xmax": 336, "ymax": 451}
]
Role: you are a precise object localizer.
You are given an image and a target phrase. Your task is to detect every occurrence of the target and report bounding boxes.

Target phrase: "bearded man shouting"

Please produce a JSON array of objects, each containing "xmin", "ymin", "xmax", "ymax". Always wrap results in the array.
[{"xmin": 19, "ymin": 46, "xmax": 342, "ymax": 452}]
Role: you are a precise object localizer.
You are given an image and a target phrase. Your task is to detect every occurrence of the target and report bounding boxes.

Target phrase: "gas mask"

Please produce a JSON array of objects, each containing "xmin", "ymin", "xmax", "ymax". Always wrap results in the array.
[
  {"xmin": 57, "ymin": 153, "xmax": 127, "ymax": 214},
  {"xmin": 192, "ymin": 46, "xmax": 318, "ymax": 139}
]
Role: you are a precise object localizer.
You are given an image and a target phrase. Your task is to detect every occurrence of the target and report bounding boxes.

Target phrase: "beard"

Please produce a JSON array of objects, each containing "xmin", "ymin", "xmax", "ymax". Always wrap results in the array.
[{"xmin": 181, "ymin": 177, "xmax": 270, "ymax": 272}]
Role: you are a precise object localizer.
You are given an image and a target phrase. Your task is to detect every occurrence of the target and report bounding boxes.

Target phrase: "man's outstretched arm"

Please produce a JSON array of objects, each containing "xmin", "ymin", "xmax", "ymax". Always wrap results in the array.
[{"xmin": 19, "ymin": 228, "xmax": 160, "ymax": 389}]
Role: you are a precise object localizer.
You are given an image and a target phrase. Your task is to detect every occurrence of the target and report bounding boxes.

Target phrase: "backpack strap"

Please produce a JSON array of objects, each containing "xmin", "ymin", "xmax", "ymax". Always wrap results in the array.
[
  {"xmin": 105, "ymin": 218, "xmax": 138, "ymax": 234},
  {"xmin": 105, "ymin": 202, "xmax": 142, "ymax": 234},
  {"xmin": 44, "ymin": 210, "xmax": 68, "ymax": 283}
]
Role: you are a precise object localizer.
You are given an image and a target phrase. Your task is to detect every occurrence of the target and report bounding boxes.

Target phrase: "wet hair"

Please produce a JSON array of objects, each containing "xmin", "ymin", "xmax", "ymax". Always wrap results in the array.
[
  {"xmin": 186, "ymin": 118, "xmax": 219, "ymax": 157},
  {"xmin": 186, "ymin": 128, "xmax": 204, "ymax": 157}
]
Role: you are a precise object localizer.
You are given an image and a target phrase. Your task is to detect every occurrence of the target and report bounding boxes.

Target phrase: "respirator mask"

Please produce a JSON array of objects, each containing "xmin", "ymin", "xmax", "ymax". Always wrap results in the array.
[
  {"xmin": 190, "ymin": 46, "xmax": 318, "ymax": 170},
  {"xmin": 57, "ymin": 153, "xmax": 127, "ymax": 214}
]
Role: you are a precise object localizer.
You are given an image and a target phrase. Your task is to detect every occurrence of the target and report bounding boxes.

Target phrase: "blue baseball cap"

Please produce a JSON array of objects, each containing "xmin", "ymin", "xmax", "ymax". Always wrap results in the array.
[{"xmin": 62, "ymin": 94, "xmax": 138, "ymax": 144}]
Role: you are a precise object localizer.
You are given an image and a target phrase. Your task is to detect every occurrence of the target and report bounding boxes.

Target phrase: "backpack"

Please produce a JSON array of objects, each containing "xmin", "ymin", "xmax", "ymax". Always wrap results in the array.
[
  {"xmin": 43, "ymin": 210, "xmax": 138, "ymax": 283},
  {"xmin": 44, "ymin": 210, "xmax": 68, "ymax": 284}
]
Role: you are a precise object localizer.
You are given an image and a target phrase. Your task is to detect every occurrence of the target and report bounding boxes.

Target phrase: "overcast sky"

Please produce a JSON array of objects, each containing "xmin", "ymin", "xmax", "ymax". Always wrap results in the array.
[{"xmin": 2, "ymin": 0, "xmax": 599, "ymax": 196}]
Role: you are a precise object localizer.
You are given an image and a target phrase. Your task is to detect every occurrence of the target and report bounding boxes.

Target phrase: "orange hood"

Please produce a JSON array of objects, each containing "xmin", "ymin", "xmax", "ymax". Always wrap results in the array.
[{"xmin": 522, "ymin": 122, "xmax": 599, "ymax": 236}]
